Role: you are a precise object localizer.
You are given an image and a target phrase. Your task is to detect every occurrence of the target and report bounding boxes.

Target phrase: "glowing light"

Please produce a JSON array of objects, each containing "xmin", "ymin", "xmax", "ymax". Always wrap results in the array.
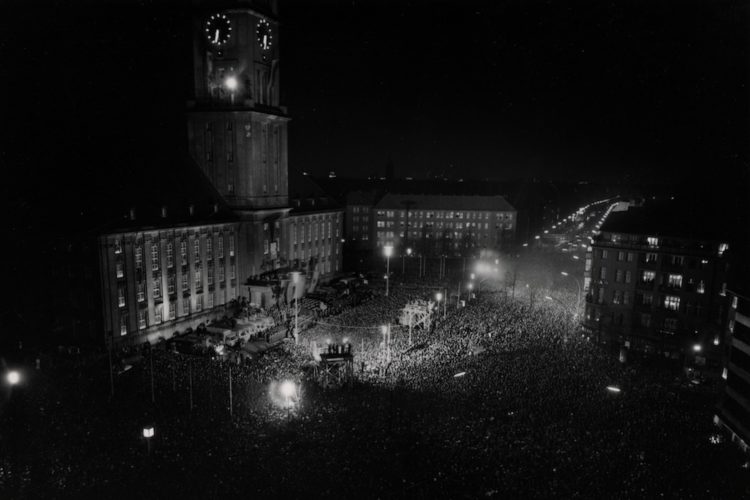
[
  {"xmin": 454, "ymin": 371, "xmax": 466, "ymax": 378},
  {"xmin": 383, "ymin": 245, "xmax": 393, "ymax": 257},
  {"xmin": 406, "ymin": 247, "xmax": 412, "ymax": 255},
  {"xmin": 280, "ymin": 380, "xmax": 296, "ymax": 399},
  {"xmin": 522, "ymin": 243, "xmax": 528, "ymax": 247},
  {"xmin": 606, "ymin": 386, "xmax": 621, "ymax": 393},
  {"xmin": 436, "ymin": 292, "xmax": 443, "ymax": 301},
  {"xmin": 470, "ymin": 273, "xmax": 476, "ymax": 280},
  {"xmin": 713, "ymin": 337, "xmax": 719, "ymax": 346},
  {"xmin": 381, "ymin": 325, "xmax": 388, "ymax": 334},
  {"xmin": 6, "ymin": 371, "xmax": 20, "ymax": 385},
  {"xmin": 561, "ymin": 271, "xmax": 569, "ymax": 276},
  {"xmin": 142, "ymin": 426, "xmax": 154, "ymax": 438},
  {"xmin": 535, "ymin": 235, "xmax": 540, "ymax": 239},
  {"xmin": 224, "ymin": 76, "xmax": 238, "ymax": 91},
  {"xmin": 693, "ymin": 344, "xmax": 702, "ymax": 352}
]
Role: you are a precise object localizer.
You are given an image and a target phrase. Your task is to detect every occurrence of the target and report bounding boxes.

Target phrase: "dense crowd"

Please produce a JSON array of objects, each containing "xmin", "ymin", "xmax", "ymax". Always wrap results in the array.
[{"xmin": 2, "ymin": 276, "xmax": 748, "ymax": 499}]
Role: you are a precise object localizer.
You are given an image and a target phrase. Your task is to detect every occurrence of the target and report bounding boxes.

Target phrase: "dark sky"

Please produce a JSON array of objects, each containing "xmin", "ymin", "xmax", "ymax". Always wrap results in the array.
[{"xmin": 2, "ymin": 0, "xmax": 749, "ymax": 186}]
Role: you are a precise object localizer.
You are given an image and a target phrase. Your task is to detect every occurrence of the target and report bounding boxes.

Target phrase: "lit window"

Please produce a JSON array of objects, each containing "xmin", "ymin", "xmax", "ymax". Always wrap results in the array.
[
  {"xmin": 151, "ymin": 243, "xmax": 159, "ymax": 271},
  {"xmin": 137, "ymin": 282, "xmax": 145, "ymax": 302},
  {"xmin": 120, "ymin": 315, "xmax": 128, "ymax": 336},
  {"xmin": 664, "ymin": 295, "xmax": 680, "ymax": 311},
  {"xmin": 230, "ymin": 265, "xmax": 236, "ymax": 280},
  {"xmin": 194, "ymin": 238, "xmax": 201, "ymax": 261},
  {"xmin": 118, "ymin": 286, "xmax": 126, "ymax": 307},
  {"xmin": 182, "ymin": 273, "xmax": 189, "ymax": 292},
  {"xmin": 166, "ymin": 242, "xmax": 174, "ymax": 268},
  {"xmin": 645, "ymin": 252, "xmax": 657, "ymax": 263},
  {"xmin": 647, "ymin": 236, "xmax": 659, "ymax": 247},
  {"xmin": 154, "ymin": 306, "xmax": 162, "ymax": 324},
  {"xmin": 168, "ymin": 275, "xmax": 175, "ymax": 295},
  {"xmin": 615, "ymin": 269, "xmax": 623, "ymax": 283},
  {"xmin": 135, "ymin": 245, "xmax": 143, "ymax": 268},
  {"xmin": 617, "ymin": 251, "xmax": 625, "ymax": 262},
  {"xmin": 229, "ymin": 234, "xmax": 235, "ymax": 257},
  {"xmin": 627, "ymin": 252, "xmax": 634, "ymax": 262},
  {"xmin": 718, "ymin": 243, "xmax": 729, "ymax": 257},
  {"xmin": 138, "ymin": 310, "xmax": 147, "ymax": 330},
  {"xmin": 195, "ymin": 268, "xmax": 202, "ymax": 286},
  {"xmin": 625, "ymin": 270, "xmax": 632, "ymax": 284},
  {"xmin": 642, "ymin": 270, "xmax": 655, "ymax": 283},
  {"xmin": 697, "ymin": 281, "xmax": 705, "ymax": 294},
  {"xmin": 732, "ymin": 296, "xmax": 738, "ymax": 309},
  {"xmin": 116, "ymin": 262, "xmax": 124, "ymax": 279},
  {"xmin": 206, "ymin": 238, "xmax": 213, "ymax": 260},
  {"xmin": 180, "ymin": 239, "xmax": 187, "ymax": 265},
  {"xmin": 153, "ymin": 279, "xmax": 161, "ymax": 299},
  {"xmin": 114, "ymin": 239, "xmax": 122, "ymax": 254},
  {"xmin": 668, "ymin": 274, "xmax": 683, "ymax": 288}
]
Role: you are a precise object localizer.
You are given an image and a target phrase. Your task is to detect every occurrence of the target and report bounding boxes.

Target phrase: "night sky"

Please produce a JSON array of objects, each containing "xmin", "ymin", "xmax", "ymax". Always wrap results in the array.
[{"xmin": 2, "ymin": 0, "xmax": 749, "ymax": 188}]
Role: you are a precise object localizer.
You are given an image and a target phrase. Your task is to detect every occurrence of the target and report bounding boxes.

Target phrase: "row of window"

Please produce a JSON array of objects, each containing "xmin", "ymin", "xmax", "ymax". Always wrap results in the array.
[
  {"xmin": 117, "ymin": 264, "xmax": 235, "ymax": 309},
  {"xmin": 376, "ymin": 210, "xmax": 513, "ymax": 220},
  {"xmin": 114, "ymin": 233, "xmax": 235, "ymax": 275},
  {"xmin": 119, "ymin": 289, "xmax": 231, "ymax": 336}
]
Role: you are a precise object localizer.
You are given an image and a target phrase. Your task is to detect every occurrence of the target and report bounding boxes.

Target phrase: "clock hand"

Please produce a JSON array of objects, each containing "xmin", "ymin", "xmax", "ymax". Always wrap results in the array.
[
  {"xmin": 214, "ymin": 29, "xmax": 220, "ymax": 43},
  {"xmin": 263, "ymin": 34, "xmax": 267, "ymax": 47}
]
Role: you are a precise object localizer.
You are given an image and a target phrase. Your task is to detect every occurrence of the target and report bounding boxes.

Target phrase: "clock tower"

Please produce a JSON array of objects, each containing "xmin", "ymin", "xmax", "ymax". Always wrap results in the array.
[{"xmin": 188, "ymin": 0, "xmax": 289, "ymax": 279}]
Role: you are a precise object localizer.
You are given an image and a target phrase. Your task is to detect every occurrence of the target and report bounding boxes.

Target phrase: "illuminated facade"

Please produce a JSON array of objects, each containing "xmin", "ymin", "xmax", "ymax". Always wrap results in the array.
[
  {"xmin": 98, "ymin": 0, "xmax": 342, "ymax": 346},
  {"xmin": 99, "ymin": 220, "xmax": 241, "ymax": 344},
  {"xmin": 373, "ymin": 194, "xmax": 516, "ymax": 257},
  {"xmin": 582, "ymin": 208, "xmax": 731, "ymax": 357}
]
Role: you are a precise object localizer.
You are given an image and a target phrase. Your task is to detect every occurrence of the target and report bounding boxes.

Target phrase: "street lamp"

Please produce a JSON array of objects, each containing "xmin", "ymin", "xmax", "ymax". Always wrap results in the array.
[
  {"xmin": 560, "ymin": 271, "xmax": 582, "ymax": 320},
  {"xmin": 6, "ymin": 370, "xmax": 20, "ymax": 386},
  {"xmin": 403, "ymin": 247, "xmax": 412, "ymax": 275},
  {"xmin": 384, "ymin": 245, "xmax": 393, "ymax": 296},
  {"xmin": 142, "ymin": 425, "xmax": 155, "ymax": 456},
  {"xmin": 280, "ymin": 380, "xmax": 297, "ymax": 420},
  {"xmin": 291, "ymin": 271, "xmax": 301, "ymax": 342}
]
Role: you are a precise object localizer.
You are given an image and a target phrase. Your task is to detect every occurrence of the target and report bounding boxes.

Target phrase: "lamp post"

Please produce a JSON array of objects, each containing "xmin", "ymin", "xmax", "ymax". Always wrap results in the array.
[
  {"xmin": 468, "ymin": 282, "xmax": 473, "ymax": 301},
  {"xmin": 384, "ymin": 245, "xmax": 393, "ymax": 296},
  {"xmin": 142, "ymin": 425, "xmax": 154, "ymax": 456},
  {"xmin": 402, "ymin": 247, "xmax": 412, "ymax": 275},
  {"xmin": 436, "ymin": 292, "xmax": 443, "ymax": 319},
  {"xmin": 280, "ymin": 380, "xmax": 297, "ymax": 421},
  {"xmin": 560, "ymin": 271, "xmax": 582, "ymax": 320},
  {"xmin": 291, "ymin": 271, "xmax": 301, "ymax": 343}
]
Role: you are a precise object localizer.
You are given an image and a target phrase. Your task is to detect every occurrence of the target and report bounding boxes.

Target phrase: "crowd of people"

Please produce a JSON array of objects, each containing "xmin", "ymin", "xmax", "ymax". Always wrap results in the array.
[{"xmin": 2, "ymin": 274, "xmax": 748, "ymax": 498}]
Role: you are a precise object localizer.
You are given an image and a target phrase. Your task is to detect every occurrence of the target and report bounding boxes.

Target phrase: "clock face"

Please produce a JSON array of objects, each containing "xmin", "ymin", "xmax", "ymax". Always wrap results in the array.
[
  {"xmin": 205, "ymin": 13, "xmax": 232, "ymax": 46},
  {"xmin": 256, "ymin": 18, "xmax": 273, "ymax": 51}
]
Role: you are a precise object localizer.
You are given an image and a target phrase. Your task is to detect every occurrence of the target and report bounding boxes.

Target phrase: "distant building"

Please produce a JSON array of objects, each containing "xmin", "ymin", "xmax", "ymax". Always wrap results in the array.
[
  {"xmin": 372, "ymin": 194, "xmax": 516, "ymax": 257},
  {"xmin": 344, "ymin": 190, "xmax": 379, "ymax": 250},
  {"xmin": 717, "ymin": 291, "xmax": 750, "ymax": 453},
  {"xmin": 582, "ymin": 203, "xmax": 732, "ymax": 361}
]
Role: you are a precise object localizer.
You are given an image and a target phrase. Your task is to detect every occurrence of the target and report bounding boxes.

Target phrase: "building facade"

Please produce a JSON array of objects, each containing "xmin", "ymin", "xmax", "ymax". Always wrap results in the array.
[
  {"xmin": 717, "ymin": 292, "xmax": 750, "ymax": 453},
  {"xmin": 372, "ymin": 194, "xmax": 516, "ymax": 257},
  {"xmin": 583, "ymin": 220, "xmax": 731, "ymax": 357},
  {"xmin": 97, "ymin": 0, "xmax": 342, "ymax": 346},
  {"xmin": 344, "ymin": 190, "xmax": 378, "ymax": 250},
  {"xmin": 99, "ymin": 220, "xmax": 241, "ymax": 344}
]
